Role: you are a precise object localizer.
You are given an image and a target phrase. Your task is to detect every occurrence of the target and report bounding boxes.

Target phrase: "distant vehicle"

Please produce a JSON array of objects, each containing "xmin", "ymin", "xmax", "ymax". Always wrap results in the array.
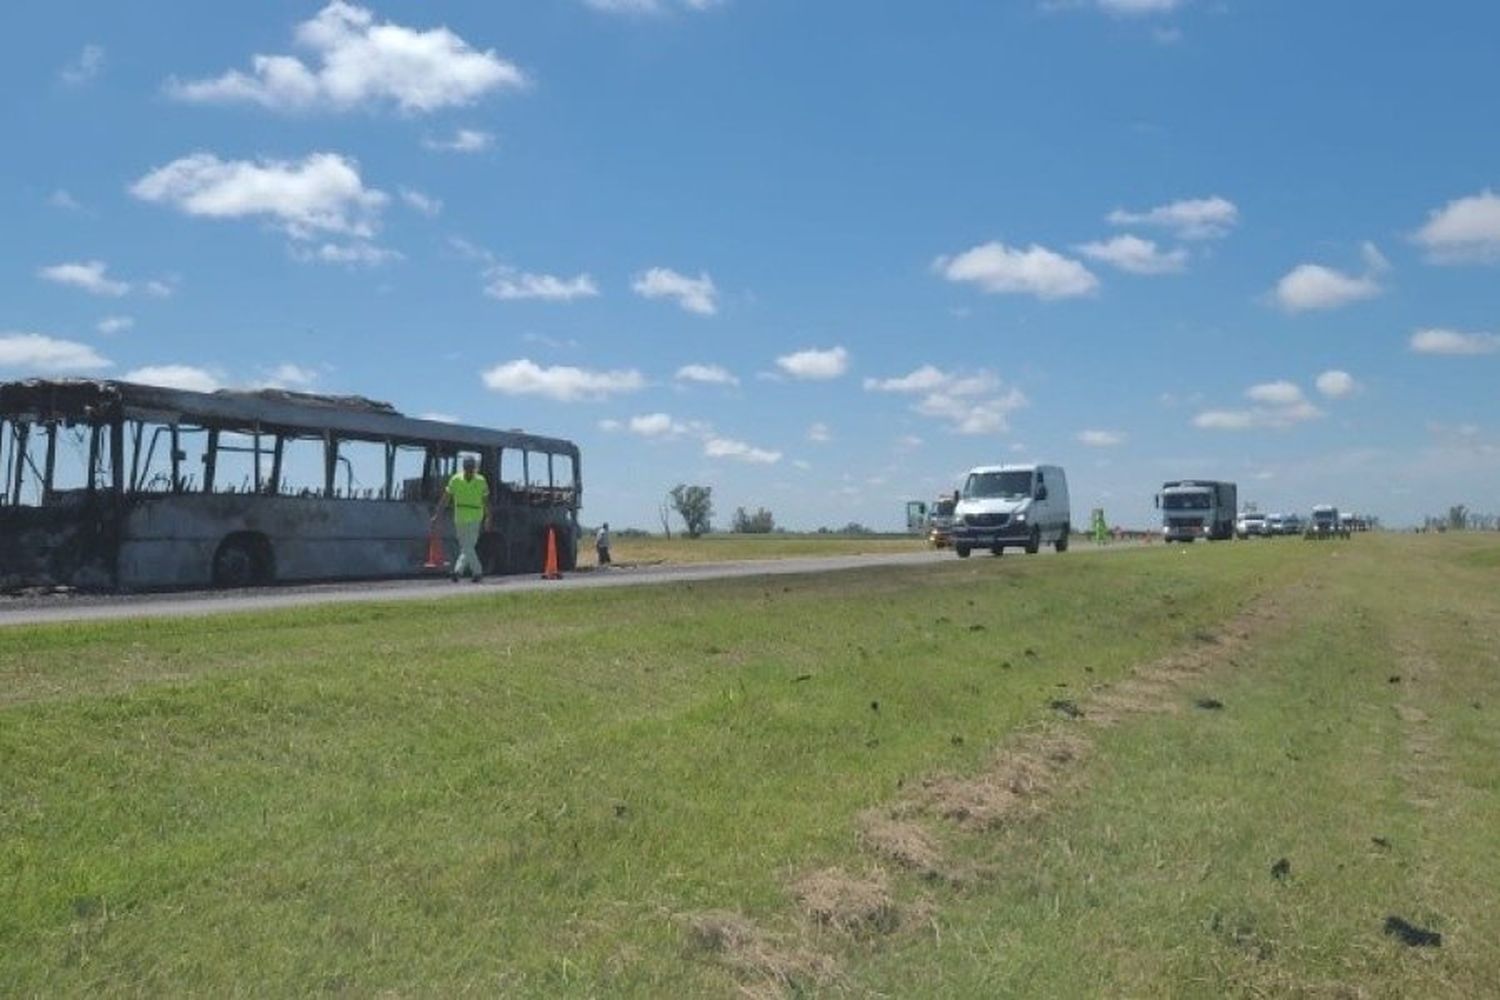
[
  {"xmin": 1265, "ymin": 513, "xmax": 1286, "ymax": 535},
  {"xmin": 951, "ymin": 463, "xmax": 1070, "ymax": 558},
  {"xmin": 1157, "ymin": 480, "xmax": 1237, "ymax": 542},
  {"xmin": 1281, "ymin": 513, "xmax": 1304, "ymax": 536},
  {"xmin": 1, "ymin": 378, "xmax": 581, "ymax": 590},
  {"xmin": 927, "ymin": 492, "xmax": 958, "ymax": 548},
  {"xmin": 1236, "ymin": 511, "xmax": 1268, "ymax": 538},
  {"xmin": 1306, "ymin": 505, "xmax": 1350, "ymax": 540}
]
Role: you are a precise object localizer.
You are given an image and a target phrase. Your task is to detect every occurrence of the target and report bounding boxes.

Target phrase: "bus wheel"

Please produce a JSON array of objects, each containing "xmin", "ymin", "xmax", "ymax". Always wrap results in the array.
[
  {"xmin": 955, "ymin": 544, "xmax": 971, "ymax": 558},
  {"xmin": 990, "ymin": 544, "xmax": 1005, "ymax": 557},
  {"xmin": 212, "ymin": 533, "xmax": 272, "ymax": 588}
]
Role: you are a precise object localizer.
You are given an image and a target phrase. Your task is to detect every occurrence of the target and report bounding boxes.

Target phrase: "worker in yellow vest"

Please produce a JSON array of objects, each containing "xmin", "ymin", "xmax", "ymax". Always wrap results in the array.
[{"xmin": 432, "ymin": 455, "xmax": 491, "ymax": 583}]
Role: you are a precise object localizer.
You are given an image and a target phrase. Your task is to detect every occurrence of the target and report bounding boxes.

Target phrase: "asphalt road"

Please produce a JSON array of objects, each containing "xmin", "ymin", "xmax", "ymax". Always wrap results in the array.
[{"xmin": 0, "ymin": 543, "xmax": 1135, "ymax": 628}]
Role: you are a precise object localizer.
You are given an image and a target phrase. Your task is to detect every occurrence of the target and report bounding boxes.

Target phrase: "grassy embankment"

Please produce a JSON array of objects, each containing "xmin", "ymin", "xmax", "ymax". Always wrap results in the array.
[
  {"xmin": 2, "ymin": 534, "xmax": 1497, "ymax": 996},
  {"xmin": 603, "ymin": 532, "xmax": 926, "ymax": 566}
]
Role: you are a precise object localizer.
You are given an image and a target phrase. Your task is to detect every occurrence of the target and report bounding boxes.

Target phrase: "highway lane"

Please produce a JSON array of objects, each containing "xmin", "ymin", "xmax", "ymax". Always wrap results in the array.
[{"xmin": 0, "ymin": 543, "xmax": 1140, "ymax": 628}]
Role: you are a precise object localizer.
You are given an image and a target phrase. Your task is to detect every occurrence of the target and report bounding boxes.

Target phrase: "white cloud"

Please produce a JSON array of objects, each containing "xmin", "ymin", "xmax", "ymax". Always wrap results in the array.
[
  {"xmin": 625, "ymin": 412, "xmax": 698, "ymax": 439},
  {"xmin": 598, "ymin": 418, "xmax": 622, "ymax": 432},
  {"xmin": 1098, "ymin": 0, "xmax": 1184, "ymax": 12},
  {"xmin": 775, "ymin": 346, "xmax": 849, "ymax": 381},
  {"xmin": 866, "ymin": 364, "xmax": 1027, "ymax": 435},
  {"xmin": 143, "ymin": 279, "xmax": 176, "ymax": 298},
  {"xmin": 132, "ymin": 152, "xmax": 388, "ymax": 240},
  {"xmin": 675, "ymin": 363, "xmax": 739, "ymax": 386},
  {"xmin": 1193, "ymin": 380, "xmax": 1323, "ymax": 431},
  {"xmin": 934, "ymin": 241, "xmax": 1098, "ymax": 299},
  {"xmin": 1414, "ymin": 189, "xmax": 1500, "ymax": 264},
  {"xmin": 399, "ymin": 188, "xmax": 442, "ymax": 216},
  {"xmin": 1077, "ymin": 429, "xmax": 1126, "ymax": 447},
  {"xmin": 48, "ymin": 190, "xmax": 83, "ymax": 211},
  {"xmin": 1315, "ymin": 370, "xmax": 1359, "ymax": 399},
  {"xmin": 291, "ymin": 241, "xmax": 402, "ymax": 266},
  {"xmin": 704, "ymin": 436, "xmax": 781, "ymax": 465},
  {"xmin": 807, "ymin": 422, "xmax": 831, "ymax": 443},
  {"xmin": 0, "ymin": 333, "xmax": 111, "ymax": 374},
  {"xmin": 420, "ymin": 412, "xmax": 460, "ymax": 424},
  {"xmin": 1191, "ymin": 410, "xmax": 1256, "ymax": 431},
  {"xmin": 97, "ymin": 316, "xmax": 135, "ymax": 335},
  {"xmin": 38, "ymin": 260, "xmax": 130, "ymax": 297},
  {"xmin": 166, "ymin": 2, "xmax": 525, "ymax": 113},
  {"xmin": 632, "ymin": 267, "xmax": 718, "ymax": 315},
  {"xmin": 1409, "ymin": 328, "xmax": 1500, "ymax": 356},
  {"xmin": 1245, "ymin": 380, "xmax": 1305, "ymax": 406},
  {"xmin": 423, "ymin": 128, "xmax": 494, "ymax": 153},
  {"xmin": 1107, "ymin": 196, "xmax": 1238, "ymax": 239},
  {"xmin": 480, "ymin": 358, "xmax": 646, "ymax": 402},
  {"xmin": 60, "ymin": 44, "xmax": 105, "ymax": 86},
  {"xmin": 122, "ymin": 365, "xmax": 222, "ymax": 393},
  {"xmin": 1272, "ymin": 263, "xmax": 1381, "ymax": 312},
  {"xmin": 259, "ymin": 363, "xmax": 321, "ymax": 389},
  {"xmin": 1076, "ymin": 234, "xmax": 1187, "ymax": 275},
  {"xmin": 484, "ymin": 268, "xmax": 599, "ymax": 302},
  {"xmin": 862, "ymin": 364, "xmax": 948, "ymax": 393}
]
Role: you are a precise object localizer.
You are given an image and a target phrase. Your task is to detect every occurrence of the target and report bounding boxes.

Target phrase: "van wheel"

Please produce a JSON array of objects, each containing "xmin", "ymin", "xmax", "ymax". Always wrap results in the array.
[
  {"xmin": 1025, "ymin": 527, "xmax": 1041, "ymax": 554},
  {"xmin": 955, "ymin": 544, "xmax": 971, "ymax": 558},
  {"xmin": 1055, "ymin": 530, "xmax": 1069, "ymax": 553}
]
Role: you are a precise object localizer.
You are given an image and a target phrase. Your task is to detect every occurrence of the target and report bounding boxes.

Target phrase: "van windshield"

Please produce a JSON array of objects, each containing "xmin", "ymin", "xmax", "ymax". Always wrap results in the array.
[{"xmin": 963, "ymin": 470, "xmax": 1032, "ymax": 500}]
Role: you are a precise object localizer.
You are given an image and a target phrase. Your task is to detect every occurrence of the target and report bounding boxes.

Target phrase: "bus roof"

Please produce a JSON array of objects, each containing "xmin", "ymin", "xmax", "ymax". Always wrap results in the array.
[{"xmin": 0, "ymin": 379, "xmax": 578, "ymax": 457}]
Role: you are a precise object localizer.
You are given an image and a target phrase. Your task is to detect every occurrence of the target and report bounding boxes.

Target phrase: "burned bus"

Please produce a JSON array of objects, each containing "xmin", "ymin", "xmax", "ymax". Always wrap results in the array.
[{"xmin": 0, "ymin": 379, "xmax": 581, "ymax": 590}]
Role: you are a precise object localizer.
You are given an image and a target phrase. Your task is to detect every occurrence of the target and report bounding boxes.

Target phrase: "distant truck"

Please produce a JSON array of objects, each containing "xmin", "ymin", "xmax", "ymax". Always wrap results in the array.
[
  {"xmin": 951, "ymin": 463, "xmax": 1070, "ymax": 558},
  {"xmin": 927, "ymin": 492, "xmax": 958, "ymax": 548},
  {"xmin": 1306, "ymin": 505, "xmax": 1350, "ymax": 539},
  {"xmin": 1157, "ymin": 480, "xmax": 1237, "ymax": 542}
]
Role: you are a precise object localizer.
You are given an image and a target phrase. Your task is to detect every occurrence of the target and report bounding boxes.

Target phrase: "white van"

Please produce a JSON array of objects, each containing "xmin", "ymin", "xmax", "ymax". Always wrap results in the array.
[{"xmin": 951, "ymin": 463, "xmax": 1070, "ymax": 558}]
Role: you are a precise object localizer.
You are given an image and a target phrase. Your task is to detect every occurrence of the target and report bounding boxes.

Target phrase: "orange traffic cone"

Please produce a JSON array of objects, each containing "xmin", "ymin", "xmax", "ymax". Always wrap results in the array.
[
  {"xmin": 541, "ymin": 525, "xmax": 562, "ymax": 580},
  {"xmin": 424, "ymin": 527, "xmax": 446, "ymax": 569}
]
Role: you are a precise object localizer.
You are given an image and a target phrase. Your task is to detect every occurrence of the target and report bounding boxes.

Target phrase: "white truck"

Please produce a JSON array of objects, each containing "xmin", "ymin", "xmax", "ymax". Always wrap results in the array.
[
  {"xmin": 1157, "ymin": 480, "xmax": 1237, "ymax": 542},
  {"xmin": 951, "ymin": 463, "xmax": 1070, "ymax": 558}
]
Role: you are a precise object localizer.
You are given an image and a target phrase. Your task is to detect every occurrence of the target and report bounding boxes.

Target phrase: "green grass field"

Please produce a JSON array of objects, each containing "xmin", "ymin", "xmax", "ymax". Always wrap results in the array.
[
  {"xmin": 3, "ymin": 534, "xmax": 1498, "ymax": 996},
  {"xmin": 602, "ymin": 532, "xmax": 927, "ymax": 566}
]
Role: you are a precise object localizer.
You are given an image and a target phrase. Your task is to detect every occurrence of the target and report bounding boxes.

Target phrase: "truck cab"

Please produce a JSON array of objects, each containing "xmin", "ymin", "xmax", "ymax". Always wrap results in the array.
[
  {"xmin": 928, "ymin": 493, "xmax": 958, "ymax": 548},
  {"xmin": 1158, "ymin": 480, "xmax": 1237, "ymax": 542},
  {"xmin": 952, "ymin": 463, "xmax": 1070, "ymax": 558}
]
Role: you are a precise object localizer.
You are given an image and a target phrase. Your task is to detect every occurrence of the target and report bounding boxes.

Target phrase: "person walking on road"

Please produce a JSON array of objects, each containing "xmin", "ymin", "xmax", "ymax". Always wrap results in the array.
[
  {"xmin": 595, "ymin": 522, "xmax": 612, "ymax": 567},
  {"xmin": 433, "ymin": 455, "xmax": 491, "ymax": 583}
]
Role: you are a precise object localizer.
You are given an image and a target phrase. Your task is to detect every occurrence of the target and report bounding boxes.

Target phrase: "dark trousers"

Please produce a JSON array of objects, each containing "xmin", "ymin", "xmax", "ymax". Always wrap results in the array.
[{"xmin": 597, "ymin": 545, "xmax": 611, "ymax": 565}]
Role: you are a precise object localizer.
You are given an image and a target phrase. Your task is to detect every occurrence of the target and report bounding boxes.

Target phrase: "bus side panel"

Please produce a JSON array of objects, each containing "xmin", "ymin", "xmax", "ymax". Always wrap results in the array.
[
  {"xmin": 0, "ymin": 504, "xmax": 117, "ymax": 590},
  {"xmin": 118, "ymin": 495, "xmax": 432, "ymax": 588},
  {"xmin": 117, "ymin": 494, "xmax": 578, "ymax": 588}
]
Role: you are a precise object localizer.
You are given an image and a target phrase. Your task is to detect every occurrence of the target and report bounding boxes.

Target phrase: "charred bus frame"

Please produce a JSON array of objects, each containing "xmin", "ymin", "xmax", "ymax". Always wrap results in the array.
[{"xmin": 0, "ymin": 379, "xmax": 581, "ymax": 590}]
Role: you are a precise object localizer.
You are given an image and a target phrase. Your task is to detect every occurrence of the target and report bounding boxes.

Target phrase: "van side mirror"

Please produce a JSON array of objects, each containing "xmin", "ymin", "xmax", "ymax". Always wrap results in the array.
[
  {"xmin": 1036, "ymin": 486, "xmax": 1048, "ymax": 501},
  {"xmin": 1154, "ymin": 494, "xmax": 1160, "ymax": 509}
]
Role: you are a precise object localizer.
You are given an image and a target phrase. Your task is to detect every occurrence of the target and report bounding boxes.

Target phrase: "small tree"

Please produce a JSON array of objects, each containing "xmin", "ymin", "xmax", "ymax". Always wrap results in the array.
[
  {"xmin": 731, "ymin": 506, "xmax": 776, "ymax": 534},
  {"xmin": 670, "ymin": 484, "xmax": 714, "ymax": 538},
  {"xmin": 1448, "ymin": 504, "xmax": 1469, "ymax": 531}
]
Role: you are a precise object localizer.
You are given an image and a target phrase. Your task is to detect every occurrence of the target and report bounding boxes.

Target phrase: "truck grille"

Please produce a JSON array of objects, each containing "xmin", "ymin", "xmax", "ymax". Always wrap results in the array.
[{"xmin": 965, "ymin": 513, "xmax": 1009, "ymax": 527}]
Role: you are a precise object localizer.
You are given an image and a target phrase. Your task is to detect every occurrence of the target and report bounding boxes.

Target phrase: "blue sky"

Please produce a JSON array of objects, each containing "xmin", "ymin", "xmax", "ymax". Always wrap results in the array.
[{"xmin": 4, "ymin": 0, "xmax": 1498, "ymax": 530}]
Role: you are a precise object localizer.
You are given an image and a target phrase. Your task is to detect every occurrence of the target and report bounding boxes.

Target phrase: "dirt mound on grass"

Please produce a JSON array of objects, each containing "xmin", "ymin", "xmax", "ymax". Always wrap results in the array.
[
  {"xmin": 917, "ymin": 732, "xmax": 1089, "ymax": 832},
  {"xmin": 683, "ymin": 910, "xmax": 837, "ymax": 996},
  {"xmin": 790, "ymin": 867, "xmax": 900, "ymax": 936}
]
